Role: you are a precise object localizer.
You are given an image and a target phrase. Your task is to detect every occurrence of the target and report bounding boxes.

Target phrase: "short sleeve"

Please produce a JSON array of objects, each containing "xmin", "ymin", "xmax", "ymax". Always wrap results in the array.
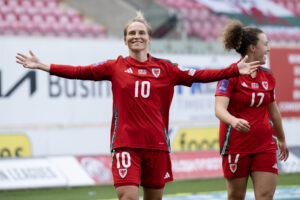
[
  {"xmin": 268, "ymin": 71, "xmax": 276, "ymax": 102},
  {"xmin": 215, "ymin": 78, "xmax": 235, "ymax": 98}
]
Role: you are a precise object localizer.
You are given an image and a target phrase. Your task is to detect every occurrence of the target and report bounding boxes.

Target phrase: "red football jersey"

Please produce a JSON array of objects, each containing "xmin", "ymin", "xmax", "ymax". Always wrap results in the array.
[
  {"xmin": 51, "ymin": 54, "xmax": 239, "ymax": 152},
  {"xmin": 215, "ymin": 62, "xmax": 278, "ymax": 155}
]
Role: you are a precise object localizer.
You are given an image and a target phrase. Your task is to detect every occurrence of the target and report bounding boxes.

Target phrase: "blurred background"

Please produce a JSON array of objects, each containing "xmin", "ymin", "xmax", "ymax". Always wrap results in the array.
[{"xmin": 0, "ymin": 0, "xmax": 300, "ymax": 197}]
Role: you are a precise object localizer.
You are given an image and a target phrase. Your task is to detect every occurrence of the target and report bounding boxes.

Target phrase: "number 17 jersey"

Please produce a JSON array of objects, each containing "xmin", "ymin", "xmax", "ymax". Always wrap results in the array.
[{"xmin": 215, "ymin": 64, "xmax": 278, "ymax": 155}]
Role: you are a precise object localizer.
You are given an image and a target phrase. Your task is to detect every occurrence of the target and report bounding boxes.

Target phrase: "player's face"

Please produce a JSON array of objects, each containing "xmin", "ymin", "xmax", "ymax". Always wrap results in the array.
[
  {"xmin": 124, "ymin": 22, "xmax": 151, "ymax": 53},
  {"xmin": 253, "ymin": 33, "xmax": 270, "ymax": 65}
]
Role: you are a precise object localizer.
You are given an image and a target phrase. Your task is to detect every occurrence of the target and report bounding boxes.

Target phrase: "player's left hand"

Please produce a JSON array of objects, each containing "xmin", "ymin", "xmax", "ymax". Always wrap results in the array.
[
  {"xmin": 278, "ymin": 140, "xmax": 289, "ymax": 161},
  {"xmin": 237, "ymin": 55, "xmax": 260, "ymax": 75}
]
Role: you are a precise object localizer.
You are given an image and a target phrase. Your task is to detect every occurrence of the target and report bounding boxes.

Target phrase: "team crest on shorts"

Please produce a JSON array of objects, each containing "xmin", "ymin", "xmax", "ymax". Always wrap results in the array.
[
  {"xmin": 152, "ymin": 68, "xmax": 160, "ymax": 78},
  {"xmin": 229, "ymin": 164, "xmax": 237, "ymax": 173},
  {"xmin": 118, "ymin": 168, "xmax": 127, "ymax": 178}
]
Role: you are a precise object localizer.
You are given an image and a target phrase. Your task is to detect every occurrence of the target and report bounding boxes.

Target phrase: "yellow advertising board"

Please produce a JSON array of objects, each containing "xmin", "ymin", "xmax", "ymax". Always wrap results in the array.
[
  {"xmin": 0, "ymin": 134, "xmax": 31, "ymax": 157},
  {"xmin": 172, "ymin": 127, "xmax": 219, "ymax": 152}
]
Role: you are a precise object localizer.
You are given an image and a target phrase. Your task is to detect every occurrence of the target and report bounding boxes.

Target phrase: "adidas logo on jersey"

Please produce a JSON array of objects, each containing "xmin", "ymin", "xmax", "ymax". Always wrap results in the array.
[
  {"xmin": 241, "ymin": 82, "xmax": 248, "ymax": 87},
  {"xmin": 124, "ymin": 68, "xmax": 133, "ymax": 73},
  {"xmin": 164, "ymin": 172, "xmax": 170, "ymax": 179}
]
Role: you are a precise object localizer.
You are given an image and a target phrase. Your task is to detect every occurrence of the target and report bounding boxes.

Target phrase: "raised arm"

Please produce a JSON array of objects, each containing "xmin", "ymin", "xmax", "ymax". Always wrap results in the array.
[
  {"xmin": 16, "ymin": 50, "xmax": 50, "ymax": 72},
  {"xmin": 215, "ymin": 96, "xmax": 250, "ymax": 132},
  {"xmin": 268, "ymin": 101, "xmax": 289, "ymax": 161}
]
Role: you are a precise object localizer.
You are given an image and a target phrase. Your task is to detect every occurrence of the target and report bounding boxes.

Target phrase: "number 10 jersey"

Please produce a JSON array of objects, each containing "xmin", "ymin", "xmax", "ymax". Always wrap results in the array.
[{"xmin": 50, "ymin": 54, "xmax": 240, "ymax": 152}]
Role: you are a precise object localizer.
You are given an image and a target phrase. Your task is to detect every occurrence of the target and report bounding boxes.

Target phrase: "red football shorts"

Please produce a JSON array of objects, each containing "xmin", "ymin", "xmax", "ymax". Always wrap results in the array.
[
  {"xmin": 222, "ymin": 150, "xmax": 278, "ymax": 178},
  {"xmin": 111, "ymin": 148, "xmax": 173, "ymax": 189}
]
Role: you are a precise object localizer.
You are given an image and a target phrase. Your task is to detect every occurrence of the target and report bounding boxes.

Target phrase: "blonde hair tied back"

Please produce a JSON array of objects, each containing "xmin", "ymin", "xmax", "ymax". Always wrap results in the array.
[
  {"xmin": 135, "ymin": 11, "xmax": 144, "ymax": 20},
  {"xmin": 124, "ymin": 11, "xmax": 152, "ymax": 37}
]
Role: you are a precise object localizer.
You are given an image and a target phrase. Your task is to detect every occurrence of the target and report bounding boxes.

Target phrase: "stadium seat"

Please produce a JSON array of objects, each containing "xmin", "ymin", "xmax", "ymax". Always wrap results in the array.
[
  {"xmin": 0, "ymin": 0, "xmax": 107, "ymax": 38},
  {"xmin": 155, "ymin": 0, "xmax": 230, "ymax": 40}
]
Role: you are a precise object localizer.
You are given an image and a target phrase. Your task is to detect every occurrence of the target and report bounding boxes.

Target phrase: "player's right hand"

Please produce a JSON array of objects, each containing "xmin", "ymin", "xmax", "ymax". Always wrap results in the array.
[
  {"xmin": 16, "ymin": 50, "xmax": 40, "ymax": 69},
  {"xmin": 231, "ymin": 118, "xmax": 250, "ymax": 132}
]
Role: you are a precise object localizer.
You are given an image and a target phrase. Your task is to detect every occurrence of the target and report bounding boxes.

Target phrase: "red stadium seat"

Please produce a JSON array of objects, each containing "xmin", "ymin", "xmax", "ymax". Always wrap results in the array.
[{"xmin": 0, "ymin": 0, "xmax": 106, "ymax": 38}]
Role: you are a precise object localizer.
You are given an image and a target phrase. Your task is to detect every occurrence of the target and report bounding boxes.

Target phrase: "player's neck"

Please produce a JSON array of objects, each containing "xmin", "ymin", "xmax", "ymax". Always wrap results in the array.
[
  {"xmin": 129, "ymin": 50, "xmax": 148, "ymax": 62},
  {"xmin": 250, "ymin": 71, "xmax": 257, "ymax": 78}
]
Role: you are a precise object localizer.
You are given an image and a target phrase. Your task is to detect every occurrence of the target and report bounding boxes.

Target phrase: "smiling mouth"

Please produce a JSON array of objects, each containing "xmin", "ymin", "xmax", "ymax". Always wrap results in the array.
[{"xmin": 131, "ymin": 40, "xmax": 143, "ymax": 44}]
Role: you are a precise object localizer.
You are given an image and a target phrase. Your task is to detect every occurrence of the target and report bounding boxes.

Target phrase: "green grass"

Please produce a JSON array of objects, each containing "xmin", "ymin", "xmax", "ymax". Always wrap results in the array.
[{"xmin": 0, "ymin": 173, "xmax": 299, "ymax": 200}]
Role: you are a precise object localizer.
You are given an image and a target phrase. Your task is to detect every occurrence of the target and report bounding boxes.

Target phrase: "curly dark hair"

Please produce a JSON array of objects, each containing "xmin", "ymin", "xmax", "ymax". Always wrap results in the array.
[{"xmin": 222, "ymin": 20, "xmax": 263, "ymax": 56}]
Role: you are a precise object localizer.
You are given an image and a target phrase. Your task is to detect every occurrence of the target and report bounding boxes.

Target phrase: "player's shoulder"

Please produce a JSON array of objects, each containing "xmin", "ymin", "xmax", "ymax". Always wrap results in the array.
[
  {"xmin": 259, "ymin": 66, "xmax": 276, "ymax": 87},
  {"xmin": 259, "ymin": 66, "xmax": 275, "ymax": 80},
  {"xmin": 150, "ymin": 56, "xmax": 178, "ymax": 66},
  {"xmin": 259, "ymin": 66, "xmax": 273, "ymax": 75},
  {"xmin": 112, "ymin": 55, "xmax": 125, "ymax": 62},
  {"xmin": 102, "ymin": 56, "xmax": 124, "ymax": 65}
]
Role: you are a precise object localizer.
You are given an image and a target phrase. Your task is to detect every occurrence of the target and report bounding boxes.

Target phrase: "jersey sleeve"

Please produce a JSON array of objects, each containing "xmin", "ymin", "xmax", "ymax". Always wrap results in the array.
[
  {"xmin": 168, "ymin": 64, "xmax": 194, "ymax": 86},
  {"xmin": 192, "ymin": 65, "xmax": 239, "ymax": 83},
  {"xmin": 270, "ymin": 74, "xmax": 276, "ymax": 102},
  {"xmin": 170, "ymin": 63, "xmax": 239, "ymax": 86},
  {"xmin": 50, "ymin": 60, "xmax": 113, "ymax": 81},
  {"xmin": 215, "ymin": 78, "xmax": 235, "ymax": 98}
]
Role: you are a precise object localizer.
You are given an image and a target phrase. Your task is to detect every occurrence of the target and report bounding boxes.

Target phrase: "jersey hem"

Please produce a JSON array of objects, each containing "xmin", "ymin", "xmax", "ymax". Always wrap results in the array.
[
  {"xmin": 111, "ymin": 145, "xmax": 169, "ymax": 152},
  {"xmin": 220, "ymin": 147, "xmax": 277, "ymax": 155}
]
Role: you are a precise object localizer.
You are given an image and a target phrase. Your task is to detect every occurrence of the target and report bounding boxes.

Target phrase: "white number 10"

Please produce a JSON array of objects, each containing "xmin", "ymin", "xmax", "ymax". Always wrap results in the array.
[
  {"xmin": 135, "ymin": 81, "xmax": 150, "ymax": 98},
  {"xmin": 250, "ymin": 92, "xmax": 264, "ymax": 107},
  {"xmin": 116, "ymin": 152, "xmax": 131, "ymax": 168}
]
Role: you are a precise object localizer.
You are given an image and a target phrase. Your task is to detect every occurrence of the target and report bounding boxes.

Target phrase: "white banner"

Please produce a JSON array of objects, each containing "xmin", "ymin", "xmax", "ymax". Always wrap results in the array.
[
  {"xmin": 0, "ymin": 156, "xmax": 94, "ymax": 190},
  {"xmin": 0, "ymin": 158, "xmax": 67, "ymax": 190}
]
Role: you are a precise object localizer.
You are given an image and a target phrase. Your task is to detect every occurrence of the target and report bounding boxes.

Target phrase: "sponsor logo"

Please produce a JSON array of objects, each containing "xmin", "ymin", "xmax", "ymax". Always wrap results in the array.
[
  {"xmin": 241, "ymin": 82, "xmax": 248, "ymax": 87},
  {"xmin": 124, "ymin": 68, "xmax": 133, "ymax": 73},
  {"xmin": 118, "ymin": 168, "xmax": 127, "ymax": 178},
  {"xmin": 80, "ymin": 157, "xmax": 112, "ymax": 182},
  {"xmin": 229, "ymin": 164, "xmax": 237, "ymax": 173},
  {"xmin": 0, "ymin": 134, "xmax": 31, "ymax": 158},
  {"xmin": 164, "ymin": 172, "xmax": 170, "ymax": 179},
  {"xmin": 138, "ymin": 69, "xmax": 147, "ymax": 75},
  {"xmin": 218, "ymin": 79, "xmax": 229, "ymax": 93},
  {"xmin": 262, "ymin": 81, "xmax": 268, "ymax": 90},
  {"xmin": 172, "ymin": 128, "xmax": 219, "ymax": 151},
  {"xmin": 152, "ymin": 68, "xmax": 160, "ymax": 78},
  {"xmin": 0, "ymin": 71, "xmax": 36, "ymax": 98},
  {"xmin": 251, "ymin": 82, "xmax": 259, "ymax": 88},
  {"xmin": 272, "ymin": 163, "xmax": 278, "ymax": 169}
]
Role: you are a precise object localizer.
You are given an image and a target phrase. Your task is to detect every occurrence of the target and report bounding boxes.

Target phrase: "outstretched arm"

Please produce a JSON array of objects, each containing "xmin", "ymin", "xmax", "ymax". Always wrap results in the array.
[
  {"xmin": 215, "ymin": 96, "xmax": 250, "ymax": 132},
  {"xmin": 16, "ymin": 50, "xmax": 50, "ymax": 72},
  {"xmin": 16, "ymin": 50, "xmax": 111, "ymax": 81},
  {"xmin": 193, "ymin": 56, "xmax": 260, "ymax": 83},
  {"xmin": 268, "ymin": 101, "xmax": 289, "ymax": 161}
]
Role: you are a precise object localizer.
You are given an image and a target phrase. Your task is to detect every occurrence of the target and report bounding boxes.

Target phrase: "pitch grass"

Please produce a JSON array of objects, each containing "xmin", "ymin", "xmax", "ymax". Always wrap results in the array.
[{"xmin": 0, "ymin": 173, "xmax": 299, "ymax": 200}]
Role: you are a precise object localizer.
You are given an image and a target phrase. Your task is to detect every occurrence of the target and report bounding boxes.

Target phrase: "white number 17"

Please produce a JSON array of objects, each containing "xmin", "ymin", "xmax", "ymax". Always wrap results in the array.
[{"xmin": 250, "ymin": 92, "xmax": 264, "ymax": 107}]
